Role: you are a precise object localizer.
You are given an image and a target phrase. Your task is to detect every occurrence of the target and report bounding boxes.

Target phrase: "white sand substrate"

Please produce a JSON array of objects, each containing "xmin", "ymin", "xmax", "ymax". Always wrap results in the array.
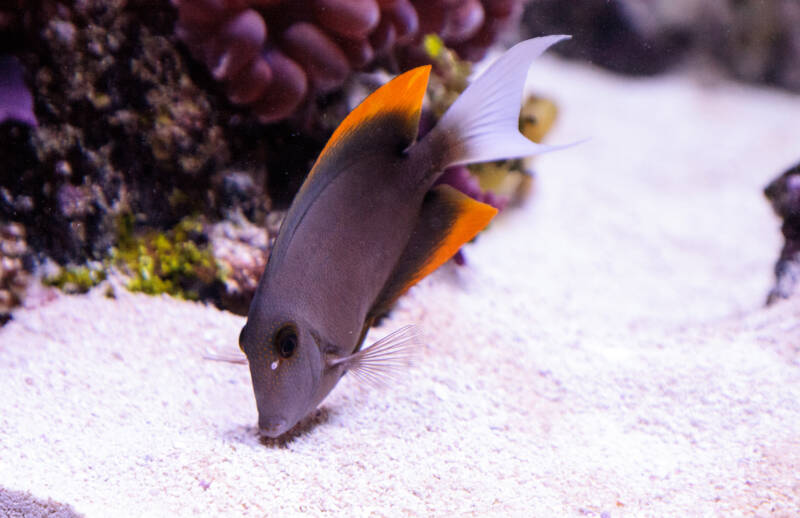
[{"xmin": 1, "ymin": 57, "xmax": 800, "ymax": 516}]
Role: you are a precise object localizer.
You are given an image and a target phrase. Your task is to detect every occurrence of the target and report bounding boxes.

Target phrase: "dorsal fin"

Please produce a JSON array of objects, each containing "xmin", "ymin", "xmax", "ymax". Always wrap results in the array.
[
  {"xmin": 306, "ymin": 65, "xmax": 431, "ymax": 181},
  {"xmin": 367, "ymin": 184, "xmax": 497, "ymax": 321},
  {"xmin": 266, "ymin": 65, "xmax": 431, "ymax": 272}
]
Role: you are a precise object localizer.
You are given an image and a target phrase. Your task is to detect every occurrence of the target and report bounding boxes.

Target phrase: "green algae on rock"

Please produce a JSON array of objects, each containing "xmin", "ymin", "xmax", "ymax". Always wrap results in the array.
[
  {"xmin": 43, "ymin": 263, "xmax": 106, "ymax": 295},
  {"xmin": 112, "ymin": 216, "xmax": 224, "ymax": 301},
  {"xmin": 41, "ymin": 213, "xmax": 275, "ymax": 315},
  {"xmin": 43, "ymin": 216, "xmax": 224, "ymax": 303}
]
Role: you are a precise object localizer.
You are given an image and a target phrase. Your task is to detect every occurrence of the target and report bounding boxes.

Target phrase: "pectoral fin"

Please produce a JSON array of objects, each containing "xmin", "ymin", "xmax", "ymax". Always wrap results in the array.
[
  {"xmin": 368, "ymin": 184, "xmax": 498, "ymax": 320},
  {"xmin": 329, "ymin": 325, "xmax": 421, "ymax": 387}
]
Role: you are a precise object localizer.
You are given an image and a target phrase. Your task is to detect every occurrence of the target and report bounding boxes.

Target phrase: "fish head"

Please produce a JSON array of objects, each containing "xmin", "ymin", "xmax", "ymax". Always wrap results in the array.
[{"xmin": 239, "ymin": 316, "xmax": 325, "ymax": 438}]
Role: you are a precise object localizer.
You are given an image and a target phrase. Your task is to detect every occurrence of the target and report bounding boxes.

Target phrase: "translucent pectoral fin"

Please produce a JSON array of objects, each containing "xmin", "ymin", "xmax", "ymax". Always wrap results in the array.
[{"xmin": 330, "ymin": 325, "xmax": 422, "ymax": 388}]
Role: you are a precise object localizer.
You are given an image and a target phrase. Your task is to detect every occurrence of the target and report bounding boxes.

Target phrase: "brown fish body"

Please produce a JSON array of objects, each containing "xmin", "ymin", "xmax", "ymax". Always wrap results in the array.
[
  {"xmin": 240, "ymin": 36, "xmax": 571, "ymax": 437},
  {"xmin": 242, "ymin": 126, "xmax": 438, "ymax": 433},
  {"xmin": 257, "ymin": 145, "xmax": 434, "ymax": 347}
]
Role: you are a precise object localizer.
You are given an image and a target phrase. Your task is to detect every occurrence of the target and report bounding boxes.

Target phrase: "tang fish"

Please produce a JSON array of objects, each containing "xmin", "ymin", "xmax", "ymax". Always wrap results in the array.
[{"xmin": 240, "ymin": 36, "xmax": 571, "ymax": 438}]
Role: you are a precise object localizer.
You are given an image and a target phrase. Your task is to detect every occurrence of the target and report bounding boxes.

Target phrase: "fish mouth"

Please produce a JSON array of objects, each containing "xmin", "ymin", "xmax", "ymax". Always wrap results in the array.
[{"xmin": 258, "ymin": 415, "xmax": 289, "ymax": 438}]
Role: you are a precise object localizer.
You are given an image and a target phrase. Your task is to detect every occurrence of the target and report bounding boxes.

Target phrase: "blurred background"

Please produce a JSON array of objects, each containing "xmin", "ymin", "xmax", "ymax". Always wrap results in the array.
[{"xmin": 524, "ymin": 0, "xmax": 800, "ymax": 89}]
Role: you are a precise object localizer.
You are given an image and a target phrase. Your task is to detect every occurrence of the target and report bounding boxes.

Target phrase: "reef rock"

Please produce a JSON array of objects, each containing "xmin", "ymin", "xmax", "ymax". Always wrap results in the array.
[
  {"xmin": 765, "ymin": 162, "xmax": 800, "ymax": 304},
  {"xmin": 0, "ymin": 0, "xmax": 282, "ymax": 269},
  {"xmin": 0, "ymin": 223, "xmax": 32, "ymax": 324}
]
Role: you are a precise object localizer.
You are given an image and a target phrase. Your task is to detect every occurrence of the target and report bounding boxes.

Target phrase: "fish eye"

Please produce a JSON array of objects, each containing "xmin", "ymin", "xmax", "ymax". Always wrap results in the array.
[{"xmin": 275, "ymin": 325, "xmax": 298, "ymax": 359}]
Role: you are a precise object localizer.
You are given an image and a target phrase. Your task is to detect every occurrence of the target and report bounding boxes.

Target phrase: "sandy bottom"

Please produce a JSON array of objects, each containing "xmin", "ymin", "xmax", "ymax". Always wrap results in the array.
[{"xmin": 2, "ymin": 58, "xmax": 800, "ymax": 517}]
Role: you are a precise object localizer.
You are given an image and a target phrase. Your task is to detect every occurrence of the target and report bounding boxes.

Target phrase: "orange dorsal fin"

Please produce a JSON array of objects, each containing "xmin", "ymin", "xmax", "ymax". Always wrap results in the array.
[
  {"xmin": 368, "ymin": 184, "xmax": 498, "ymax": 321},
  {"xmin": 306, "ymin": 65, "xmax": 431, "ymax": 181},
  {"xmin": 267, "ymin": 65, "xmax": 431, "ymax": 273}
]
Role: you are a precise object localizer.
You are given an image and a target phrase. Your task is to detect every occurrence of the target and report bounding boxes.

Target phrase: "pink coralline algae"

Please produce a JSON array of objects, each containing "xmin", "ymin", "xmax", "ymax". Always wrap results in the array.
[{"xmin": 173, "ymin": 0, "xmax": 520, "ymax": 123}]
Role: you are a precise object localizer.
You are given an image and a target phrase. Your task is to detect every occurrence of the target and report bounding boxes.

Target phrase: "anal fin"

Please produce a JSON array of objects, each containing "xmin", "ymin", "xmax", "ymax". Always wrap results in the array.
[{"xmin": 367, "ymin": 184, "xmax": 497, "ymax": 320}]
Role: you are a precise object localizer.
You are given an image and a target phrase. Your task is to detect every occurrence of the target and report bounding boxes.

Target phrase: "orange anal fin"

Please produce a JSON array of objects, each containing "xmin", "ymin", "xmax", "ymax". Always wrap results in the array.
[
  {"xmin": 368, "ymin": 184, "xmax": 497, "ymax": 320},
  {"xmin": 408, "ymin": 185, "xmax": 498, "ymax": 288}
]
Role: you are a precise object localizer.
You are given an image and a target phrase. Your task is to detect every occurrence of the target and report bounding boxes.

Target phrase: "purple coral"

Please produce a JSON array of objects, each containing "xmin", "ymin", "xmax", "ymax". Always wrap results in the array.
[
  {"xmin": 0, "ymin": 56, "xmax": 36, "ymax": 126},
  {"xmin": 417, "ymin": 0, "xmax": 519, "ymax": 61},
  {"xmin": 173, "ymin": 0, "xmax": 522, "ymax": 123}
]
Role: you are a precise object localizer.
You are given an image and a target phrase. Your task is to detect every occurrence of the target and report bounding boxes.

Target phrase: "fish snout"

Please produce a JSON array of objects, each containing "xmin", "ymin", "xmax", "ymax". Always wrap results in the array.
[{"xmin": 258, "ymin": 415, "xmax": 289, "ymax": 438}]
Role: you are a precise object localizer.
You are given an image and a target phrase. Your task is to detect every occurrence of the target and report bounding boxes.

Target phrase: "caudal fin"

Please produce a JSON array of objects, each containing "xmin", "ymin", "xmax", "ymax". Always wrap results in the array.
[{"xmin": 430, "ymin": 35, "xmax": 572, "ymax": 168}]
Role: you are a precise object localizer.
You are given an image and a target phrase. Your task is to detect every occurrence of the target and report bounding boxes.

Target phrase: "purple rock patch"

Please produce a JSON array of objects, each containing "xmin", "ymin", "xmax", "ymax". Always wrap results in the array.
[{"xmin": 0, "ymin": 55, "xmax": 36, "ymax": 126}]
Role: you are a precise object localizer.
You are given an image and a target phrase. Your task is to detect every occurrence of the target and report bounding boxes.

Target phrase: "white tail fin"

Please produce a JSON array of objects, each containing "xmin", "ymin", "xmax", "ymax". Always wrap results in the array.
[{"xmin": 432, "ymin": 35, "xmax": 572, "ymax": 168}]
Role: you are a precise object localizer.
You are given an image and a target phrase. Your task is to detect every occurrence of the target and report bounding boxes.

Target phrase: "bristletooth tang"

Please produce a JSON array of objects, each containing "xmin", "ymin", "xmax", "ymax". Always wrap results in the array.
[{"xmin": 237, "ymin": 36, "xmax": 572, "ymax": 438}]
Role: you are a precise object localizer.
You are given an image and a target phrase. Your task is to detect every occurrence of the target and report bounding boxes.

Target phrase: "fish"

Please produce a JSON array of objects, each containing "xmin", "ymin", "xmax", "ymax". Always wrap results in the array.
[{"xmin": 239, "ymin": 35, "xmax": 572, "ymax": 438}]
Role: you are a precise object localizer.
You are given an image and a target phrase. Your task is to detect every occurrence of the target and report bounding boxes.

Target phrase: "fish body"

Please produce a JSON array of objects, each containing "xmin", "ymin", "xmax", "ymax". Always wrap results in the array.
[{"xmin": 240, "ymin": 36, "xmax": 570, "ymax": 437}]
